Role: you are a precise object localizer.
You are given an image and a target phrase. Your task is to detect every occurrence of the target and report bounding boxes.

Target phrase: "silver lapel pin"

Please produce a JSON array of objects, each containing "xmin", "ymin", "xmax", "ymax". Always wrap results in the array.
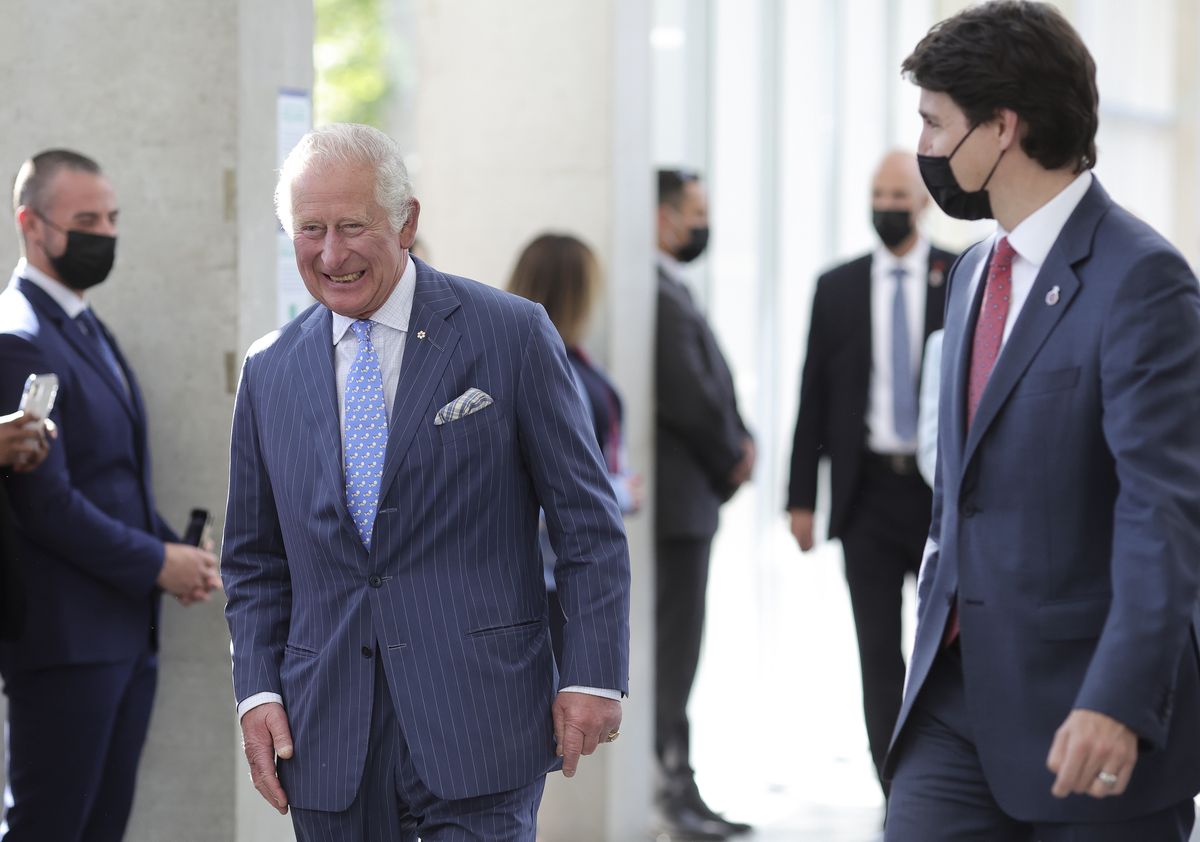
[
  {"xmin": 1045, "ymin": 286, "xmax": 1061, "ymax": 306},
  {"xmin": 417, "ymin": 330, "xmax": 427, "ymax": 340}
]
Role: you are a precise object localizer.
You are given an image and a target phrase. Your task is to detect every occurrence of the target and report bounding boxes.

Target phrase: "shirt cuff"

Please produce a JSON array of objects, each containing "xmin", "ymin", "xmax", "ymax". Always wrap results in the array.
[
  {"xmin": 560, "ymin": 685, "xmax": 623, "ymax": 701},
  {"xmin": 237, "ymin": 692, "xmax": 284, "ymax": 720}
]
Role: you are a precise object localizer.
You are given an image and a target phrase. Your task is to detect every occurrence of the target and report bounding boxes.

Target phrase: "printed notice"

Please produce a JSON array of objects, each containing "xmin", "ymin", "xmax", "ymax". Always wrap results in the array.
[{"xmin": 277, "ymin": 89, "xmax": 313, "ymax": 326}]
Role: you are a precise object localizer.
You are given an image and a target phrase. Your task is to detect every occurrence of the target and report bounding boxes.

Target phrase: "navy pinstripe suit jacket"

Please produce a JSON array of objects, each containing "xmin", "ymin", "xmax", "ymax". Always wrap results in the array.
[{"xmin": 223, "ymin": 259, "xmax": 631, "ymax": 811}]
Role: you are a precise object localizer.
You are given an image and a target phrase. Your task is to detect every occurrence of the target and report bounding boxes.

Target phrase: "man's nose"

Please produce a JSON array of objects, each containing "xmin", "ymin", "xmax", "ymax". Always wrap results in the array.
[{"xmin": 321, "ymin": 231, "xmax": 348, "ymax": 269}]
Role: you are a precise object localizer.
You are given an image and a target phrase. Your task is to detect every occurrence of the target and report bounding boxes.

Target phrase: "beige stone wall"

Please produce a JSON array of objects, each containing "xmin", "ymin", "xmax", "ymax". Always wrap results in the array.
[
  {"xmin": 403, "ymin": 1, "xmax": 657, "ymax": 839},
  {"xmin": 0, "ymin": 2, "xmax": 311, "ymax": 839}
]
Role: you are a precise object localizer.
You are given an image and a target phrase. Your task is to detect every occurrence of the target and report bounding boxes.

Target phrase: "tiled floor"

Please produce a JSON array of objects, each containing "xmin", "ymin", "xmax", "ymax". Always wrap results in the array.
[{"xmin": 680, "ymin": 501, "xmax": 892, "ymax": 841}]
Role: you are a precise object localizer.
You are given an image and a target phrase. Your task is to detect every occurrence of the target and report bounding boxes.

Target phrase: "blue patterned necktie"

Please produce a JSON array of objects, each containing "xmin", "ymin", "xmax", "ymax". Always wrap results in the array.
[
  {"xmin": 891, "ymin": 267, "xmax": 918, "ymax": 441},
  {"xmin": 344, "ymin": 320, "xmax": 388, "ymax": 548}
]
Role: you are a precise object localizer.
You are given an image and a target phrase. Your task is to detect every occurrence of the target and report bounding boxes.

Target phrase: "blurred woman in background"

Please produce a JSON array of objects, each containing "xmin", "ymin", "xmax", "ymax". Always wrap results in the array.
[{"xmin": 507, "ymin": 232, "xmax": 641, "ymax": 665}]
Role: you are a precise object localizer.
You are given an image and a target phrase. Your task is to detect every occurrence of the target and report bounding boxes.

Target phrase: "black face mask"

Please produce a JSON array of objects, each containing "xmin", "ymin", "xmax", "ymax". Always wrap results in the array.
[
  {"xmin": 872, "ymin": 210, "xmax": 913, "ymax": 248},
  {"xmin": 674, "ymin": 225, "xmax": 709, "ymax": 263},
  {"xmin": 917, "ymin": 124, "xmax": 1005, "ymax": 221},
  {"xmin": 37, "ymin": 212, "xmax": 116, "ymax": 291}
]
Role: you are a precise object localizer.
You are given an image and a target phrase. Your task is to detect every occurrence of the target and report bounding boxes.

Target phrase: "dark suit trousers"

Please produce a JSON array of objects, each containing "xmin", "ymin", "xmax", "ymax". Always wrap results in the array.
[
  {"xmin": 839, "ymin": 457, "xmax": 930, "ymax": 791},
  {"xmin": 1, "ymin": 649, "xmax": 157, "ymax": 842},
  {"xmin": 654, "ymin": 535, "xmax": 713, "ymax": 786},
  {"xmin": 886, "ymin": 646, "xmax": 1195, "ymax": 841},
  {"xmin": 291, "ymin": 652, "xmax": 545, "ymax": 842}
]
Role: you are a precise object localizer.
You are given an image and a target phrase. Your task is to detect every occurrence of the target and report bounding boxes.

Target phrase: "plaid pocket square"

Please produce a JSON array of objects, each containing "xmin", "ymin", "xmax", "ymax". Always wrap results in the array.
[{"xmin": 434, "ymin": 388, "xmax": 494, "ymax": 426}]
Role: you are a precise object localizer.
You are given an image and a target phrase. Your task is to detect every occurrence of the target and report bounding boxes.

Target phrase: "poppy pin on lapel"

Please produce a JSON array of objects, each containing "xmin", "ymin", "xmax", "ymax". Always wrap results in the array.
[{"xmin": 1045, "ymin": 286, "xmax": 1061, "ymax": 306}]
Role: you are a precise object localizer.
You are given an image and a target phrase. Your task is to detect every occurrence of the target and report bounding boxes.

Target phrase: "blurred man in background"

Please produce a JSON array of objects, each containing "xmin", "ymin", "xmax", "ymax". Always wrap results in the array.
[
  {"xmin": 787, "ymin": 149, "xmax": 955, "ymax": 797},
  {"xmin": 0, "ymin": 149, "xmax": 219, "ymax": 842},
  {"xmin": 655, "ymin": 169, "xmax": 755, "ymax": 839}
]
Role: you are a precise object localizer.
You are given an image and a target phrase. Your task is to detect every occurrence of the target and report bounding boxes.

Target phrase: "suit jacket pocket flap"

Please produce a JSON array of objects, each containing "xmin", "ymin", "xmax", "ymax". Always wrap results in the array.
[
  {"xmin": 465, "ymin": 618, "xmax": 543, "ymax": 639},
  {"xmin": 1037, "ymin": 596, "xmax": 1110, "ymax": 640},
  {"xmin": 1013, "ymin": 366, "xmax": 1080, "ymax": 398}
]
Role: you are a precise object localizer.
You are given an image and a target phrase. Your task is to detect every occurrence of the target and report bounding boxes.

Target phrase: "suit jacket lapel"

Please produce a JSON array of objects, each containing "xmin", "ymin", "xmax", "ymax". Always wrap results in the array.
[
  {"xmin": 946, "ymin": 244, "xmax": 991, "ymax": 465},
  {"xmin": 923, "ymin": 251, "xmax": 950, "ymax": 340},
  {"xmin": 961, "ymin": 180, "xmax": 1109, "ymax": 469},
  {"xmin": 854, "ymin": 261, "xmax": 873, "ymax": 402},
  {"xmin": 17, "ymin": 279, "xmax": 137, "ymax": 423},
  {"xmin": 378, "ymin": 263, "xmax": 462, "ymax": 501},
  {"xmin": 294, "ymin": 306, "xmax": 357, "ymax": 540}
]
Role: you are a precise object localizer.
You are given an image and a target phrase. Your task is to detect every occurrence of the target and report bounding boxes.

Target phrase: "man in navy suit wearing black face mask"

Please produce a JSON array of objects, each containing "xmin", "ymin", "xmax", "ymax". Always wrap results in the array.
[
  {"xmin": 0, "ymin": 149, "xmax": 220, "ymax": 842},
  {"xmin": 884, "ymin": 3, "xmax": 1200, "ymax": 840}
]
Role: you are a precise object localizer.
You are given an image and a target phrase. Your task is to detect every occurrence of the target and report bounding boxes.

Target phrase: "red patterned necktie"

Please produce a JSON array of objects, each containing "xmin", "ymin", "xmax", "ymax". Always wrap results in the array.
[
  {"xmin": 967, "ymin": 237, "xmax": 1017, "ymax": 426},
  {"xmin": 945, "ymin": 236, "xmax": 1017, "ymax": 647}
]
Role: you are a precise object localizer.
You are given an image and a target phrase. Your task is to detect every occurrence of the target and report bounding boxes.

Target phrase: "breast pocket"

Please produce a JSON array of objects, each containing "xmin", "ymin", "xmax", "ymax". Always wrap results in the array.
[
  {"xmin": 437, "ymin": 404, "xmax": 506, "ymax": 444},
  {"xmin": 1013, "ymin": 366, "xmax": 1080, "ymax": 399}
]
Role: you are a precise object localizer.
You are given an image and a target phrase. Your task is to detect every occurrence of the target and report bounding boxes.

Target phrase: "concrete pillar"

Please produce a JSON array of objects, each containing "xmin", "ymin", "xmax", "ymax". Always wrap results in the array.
[
  {"xmin": 402, "ymin": 1, "xmax": 656, "ymax": 838},
  {"xmin": 0, "ymin": 2, "xmax": 311, "ymax": 840}
]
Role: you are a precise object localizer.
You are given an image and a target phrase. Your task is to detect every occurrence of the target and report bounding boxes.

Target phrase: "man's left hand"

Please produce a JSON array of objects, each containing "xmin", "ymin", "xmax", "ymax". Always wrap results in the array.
[
  {"xmin": 552, "ymin": 691, "xmax": 622, "ymax": 778},
  {"xmin": 1046, "ymin": 708, "xmax": 1137, "ymax": 799}
]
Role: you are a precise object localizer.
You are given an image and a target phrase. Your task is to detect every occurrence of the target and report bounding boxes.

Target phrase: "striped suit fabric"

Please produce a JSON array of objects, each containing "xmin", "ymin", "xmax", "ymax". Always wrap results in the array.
[{"xmin": 223, "ymin": 258, "xmax": 631, "ymax": 817}]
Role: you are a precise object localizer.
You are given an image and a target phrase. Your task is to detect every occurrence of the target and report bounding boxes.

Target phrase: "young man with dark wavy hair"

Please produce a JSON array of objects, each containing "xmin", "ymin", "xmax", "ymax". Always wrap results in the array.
[{"xmin": 883, "ymin": 3, "xmax": 1200, "ymax": 840}]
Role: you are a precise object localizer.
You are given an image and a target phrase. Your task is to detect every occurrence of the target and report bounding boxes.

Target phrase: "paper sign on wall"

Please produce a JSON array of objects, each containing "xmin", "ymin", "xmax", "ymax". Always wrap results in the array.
[{"xmin": 277, "ymin": 88, "xmax": 313, "ymax": 326}]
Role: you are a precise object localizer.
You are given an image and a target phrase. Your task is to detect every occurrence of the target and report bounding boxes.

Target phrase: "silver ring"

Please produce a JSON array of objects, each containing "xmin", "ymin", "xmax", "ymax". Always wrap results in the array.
[{"xmin": 1096, "ymin": 771, "xmax": 1118, "ymax": 787}]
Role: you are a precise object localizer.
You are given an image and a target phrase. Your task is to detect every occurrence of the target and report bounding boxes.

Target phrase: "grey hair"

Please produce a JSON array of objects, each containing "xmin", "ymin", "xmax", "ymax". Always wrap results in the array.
[{"xmin": 274, "ymin": 123, "xmax": 414, "ymax": 235}]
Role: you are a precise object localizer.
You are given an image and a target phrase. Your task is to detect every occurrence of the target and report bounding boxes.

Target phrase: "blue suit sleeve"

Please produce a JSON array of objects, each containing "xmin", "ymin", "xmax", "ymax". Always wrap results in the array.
[
  {"xmin": 222, "ymin": 355, "xmax": 291, "ymax": 704},
  {"xmin": 0, "ymin": 333, "xmax": 164, "ymax": 597},
  {"xmin": 516, "ymin": 305, "xmax": 631, "ymax": 695},
  {"xmin": 1075, "ymin": 249, "xmax": 1200, "ymax": 747}
]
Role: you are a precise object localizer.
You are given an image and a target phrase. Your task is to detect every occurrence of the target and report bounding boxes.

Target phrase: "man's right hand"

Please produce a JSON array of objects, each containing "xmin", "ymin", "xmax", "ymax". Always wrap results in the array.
[
  {"xmin": 789, "ymin": 508, "xmax": 815, "ymax": 552},
  {"xmin": 158, "ymin": 542, "xmax": 221, "ymax": 604},
  {"xmin": 241, "ymin": 702, "xmax": 293, "ymax": 815}
]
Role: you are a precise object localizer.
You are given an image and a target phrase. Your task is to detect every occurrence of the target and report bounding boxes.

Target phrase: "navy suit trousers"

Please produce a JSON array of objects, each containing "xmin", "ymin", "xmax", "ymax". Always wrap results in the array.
[
  {"xmin": 291, "ymin": 652, "xmax": 545, "ymax": 841},
  {"xmin": 1, "ymin": 649, "xmax": 157, "ymax": 842},
  {"xmin": 886, "ymin": 646, "xmax": 1195, "ymax": 841}
]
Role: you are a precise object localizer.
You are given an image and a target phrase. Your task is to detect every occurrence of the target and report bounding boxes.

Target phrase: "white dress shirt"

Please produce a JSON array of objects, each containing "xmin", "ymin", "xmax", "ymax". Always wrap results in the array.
[
  {"xmin": 916, "ymin": 330, "xmax": 943, "ymax": 487},
  {"xmin": 866, "ymin": 238, "xmax": 930, "ymax": 454},
  {"xmin": 239, "ymin": 257, "xmax": 619, "ymax": 719},
  {"xmin": 11, "ymin": 258, "xmax": 87, "ymax": 318},
  {"xmin": 964, "ymin": 171, "xmax": 1093, "ymax": 349}
]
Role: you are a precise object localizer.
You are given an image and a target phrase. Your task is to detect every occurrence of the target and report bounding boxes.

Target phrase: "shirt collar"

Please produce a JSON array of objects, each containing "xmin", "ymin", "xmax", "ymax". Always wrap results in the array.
[
  {"xmin": 331, "ymin": 255, "xmax": 417, "ymax": 344},
  {"xmin": 873, "ymin": 235, "xmax": 931, "ymax": 279},
  {"xmin": 1001, "ymin": 170, "xmax": 1093, "ymax": 267},
  {"xmin": 656, "ymin": 250, "xmax": 687, "ymax": 283},
  {"xmin": 11, "ymin": 257, "xmax": 90, "ymax": 319}
]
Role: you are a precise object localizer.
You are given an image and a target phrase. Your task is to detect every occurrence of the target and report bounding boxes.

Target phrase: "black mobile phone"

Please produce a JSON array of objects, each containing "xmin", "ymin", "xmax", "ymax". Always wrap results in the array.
[{"xmin": 182, "ymin": 508, "xmax": 211, "ymax": 547}]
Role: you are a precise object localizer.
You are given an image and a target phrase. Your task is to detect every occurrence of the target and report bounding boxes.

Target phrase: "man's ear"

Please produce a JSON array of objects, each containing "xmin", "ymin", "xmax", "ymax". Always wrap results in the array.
[
  {"xmin": 15, "ymin": 205, "xmax": 36, "ymax": 237},
  {"xmin": 994, "ymin": 108, "xmax": 1022, "ymax": 152},
  {"xmin": 399, "ymin": 198, "xmax": 421, "ymax": 250}
]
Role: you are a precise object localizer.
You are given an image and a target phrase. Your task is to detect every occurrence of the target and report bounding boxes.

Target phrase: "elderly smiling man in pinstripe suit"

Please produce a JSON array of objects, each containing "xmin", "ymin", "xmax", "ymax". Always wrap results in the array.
[{"xmin": 222, "ymin": 123, "xmax": 631, "ymax": 842}]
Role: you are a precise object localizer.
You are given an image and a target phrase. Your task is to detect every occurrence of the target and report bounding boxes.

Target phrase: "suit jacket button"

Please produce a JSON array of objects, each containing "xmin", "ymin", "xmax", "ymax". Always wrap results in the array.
[
  {"xmin": 369, "ymin": 575, "xmax": 383, "ymax": 588},
  {"xmin": 361, "ymin": 646, "xmax": 374, "ymax": 658}
]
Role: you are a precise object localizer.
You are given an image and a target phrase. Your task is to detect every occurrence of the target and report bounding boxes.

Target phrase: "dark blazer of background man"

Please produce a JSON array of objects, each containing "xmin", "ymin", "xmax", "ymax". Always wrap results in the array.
[
  {"xmin": 0, "ymin": 150, "xmax": 218, "ymax": 842},
  {"xmin": 786, "ymin": 149, "xmax": 955, "ymax": 794},
  {"xmin": 884, "ymin": 4, "xmax": 1200, "ymax": 840},
  {"xmin": 654, "ymin": 168, "xmax": 755, "ymax": 839}
]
